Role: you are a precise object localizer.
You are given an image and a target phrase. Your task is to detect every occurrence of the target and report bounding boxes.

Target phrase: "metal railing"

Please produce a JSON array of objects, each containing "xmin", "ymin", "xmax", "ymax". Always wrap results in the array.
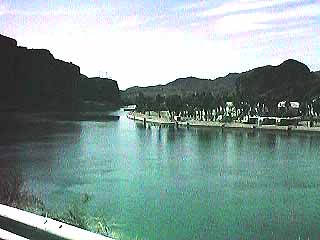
[
  {"xmin": 0, "ymin": 204, "xmax": 114, "ymax": 240},
  {"xmin": 0, "ymin": 228, "xmax": 29, "ymax": 240}
]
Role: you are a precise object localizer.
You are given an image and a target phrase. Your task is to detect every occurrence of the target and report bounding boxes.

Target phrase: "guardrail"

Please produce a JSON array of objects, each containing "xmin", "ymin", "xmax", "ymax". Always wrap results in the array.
[
  {"xmin": 0, "ymin": 228, "xmax": 29, "ymax": 240},
  {"xmin": 0, "ymin": 204, "xmax": 114, "ymax": 240}
]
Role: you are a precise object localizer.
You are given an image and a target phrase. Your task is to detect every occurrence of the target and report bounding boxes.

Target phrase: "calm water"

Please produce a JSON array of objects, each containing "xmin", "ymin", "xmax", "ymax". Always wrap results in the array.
[{"xmin": 1, "ymin": 111, "xmax": 320, "ymax": 240}]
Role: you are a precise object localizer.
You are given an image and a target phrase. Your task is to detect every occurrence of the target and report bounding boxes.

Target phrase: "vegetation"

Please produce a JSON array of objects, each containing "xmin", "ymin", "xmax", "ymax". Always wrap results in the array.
[
  {"xmin": 122, "ymin": 60, "xmax": 320, "ymax": 117},
  {"xmin": 134, "ymin": 90, "xmax": 320, "ymax": 122},
  {"xmin": 0, "ymin": 170, "xmax": 140, "ymax": 240},
  {"xmin": 0, "ymin": 169, "xmax": 41, "ymax": 210}
]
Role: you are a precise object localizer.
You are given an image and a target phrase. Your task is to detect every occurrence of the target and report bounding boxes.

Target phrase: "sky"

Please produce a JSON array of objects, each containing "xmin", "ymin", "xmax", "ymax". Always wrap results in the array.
[{"xmin": 1, "ymin": 0, "xmax": 319, "ymax": 90}]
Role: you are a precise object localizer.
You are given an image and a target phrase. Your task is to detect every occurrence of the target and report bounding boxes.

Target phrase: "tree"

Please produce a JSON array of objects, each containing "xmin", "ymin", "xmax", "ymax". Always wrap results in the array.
[
  {"xmin": 154, "ymin": 94, "xmax": 165, "ymax": 117},
  {"xmin": 203, "ymin": 93, "xmax": 214, "ymax": 121},
  {"xmin": 136, "ymin": 92, "xmax": 146, "ymax": 113},
  {"xmin": 144, "ymin": 96, "xmax": 153, "ymax": 116},
  {"xmin": 313, "ymin": 98, "xmax": 320, "ymax": 116},
  {"xmin": 165, "ymin": 95, "xmax": 182, "ymax": 119},
  {"xmin": 184, "ymin": 94, "xmax": 196, "ymax": 119}
]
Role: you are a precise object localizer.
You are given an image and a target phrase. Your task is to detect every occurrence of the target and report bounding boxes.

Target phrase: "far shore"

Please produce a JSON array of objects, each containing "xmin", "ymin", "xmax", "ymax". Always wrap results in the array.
[{"xmin": 127, "ymin": 111, "xmax": 320, "ymax": 133}]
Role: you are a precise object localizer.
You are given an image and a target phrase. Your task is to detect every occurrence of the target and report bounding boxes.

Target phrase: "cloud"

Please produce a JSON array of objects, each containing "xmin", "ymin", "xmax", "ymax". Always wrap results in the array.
[
  {"xmin": 206, "ymin": 2, "xmax": 320, "ymax": 35},
  {"xmin": 50, "ymin": 29, "xmax": 239, "ymax": 89},
  {"xmin": 0, "ymin": 6, "xmax": 102, "ymax": 17},
  {"xmin": 112, "ymin": 15, "xmax": 158, "ymax": 31},
  {"xmin": 0, "ymin": 3, "xmax": 9, "ymax": 15},
  {"xmin": 172, "ymin": 1, "xmax": 209, "ymax": 11},
  {"xmin": 2, "ymin": 0, "xmax": 319, "ymax": 89},
  {"xmin": 0, "ymin": 3, "xmax": 154, "ymax": 32},
  {"xmin": 198, "ymin": 0, "xmax": 297, "ymax": 17}
]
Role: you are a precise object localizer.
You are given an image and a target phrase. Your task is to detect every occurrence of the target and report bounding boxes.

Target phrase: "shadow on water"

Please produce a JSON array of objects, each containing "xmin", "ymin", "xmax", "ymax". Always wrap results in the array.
[
  {"xmin": 0, "ymin": 113, "xmax": 82, "ymax": 205},
  {"xmin": 2, "ymin": 112, "xmax": 320, "ymax": 240},
  {"xmin": 0, "ymin": 113, "xmax": 82, "ymax": 145}
]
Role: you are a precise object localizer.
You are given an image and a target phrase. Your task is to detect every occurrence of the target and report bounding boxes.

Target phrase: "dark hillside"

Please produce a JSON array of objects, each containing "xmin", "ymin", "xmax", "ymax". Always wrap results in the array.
[
  {"xmin": 123, "ymin": 74, "xmax": 240, "ymax": 101},
  {"xmin": 122, "ymin": 59, "xmax": 318, "ymax": 103},
  {"xmin": 0, "ymin": 34, "xmax": 120, "ymax": 112},
  {"xmin": 0, "ymin": 34, "xmax": 79, "ymax": 111},
  {"xmin": 79, "ymin": 75, "xmax": 120, "ymax": 107},
  {"xmin": 237, "ymin": 59, "xmax": 313, "ymax": 101}
]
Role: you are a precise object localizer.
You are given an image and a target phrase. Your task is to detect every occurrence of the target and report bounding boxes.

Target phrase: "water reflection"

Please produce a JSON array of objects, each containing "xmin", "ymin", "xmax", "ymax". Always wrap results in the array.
[{"xmin": 1, "ymin": 113, "xmax": 320, "ymax": 240}]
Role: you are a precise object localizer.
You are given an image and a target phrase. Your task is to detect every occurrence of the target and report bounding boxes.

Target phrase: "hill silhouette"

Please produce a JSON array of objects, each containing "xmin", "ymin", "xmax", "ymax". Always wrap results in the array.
[
  {"xmin": 122, "ymin": 59, "xmax": 320, "ymax": 103},
  {"xmin": 79, "ymin": 75, "xmax": 120, "ymax": 110},
  {"xmin": 0, "ymin": 34, "xmax": 120, "ymax": 112}
]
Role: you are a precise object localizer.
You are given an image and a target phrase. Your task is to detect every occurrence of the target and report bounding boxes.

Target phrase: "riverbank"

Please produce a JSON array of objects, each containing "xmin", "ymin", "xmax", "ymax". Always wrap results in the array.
[
  {"xmin": 127, "ymin": 111, "xmax": 320, "ymax": 133},
  {"xmin": 127, "ymin": 112, "xmax": 175, "ymax": 125}
]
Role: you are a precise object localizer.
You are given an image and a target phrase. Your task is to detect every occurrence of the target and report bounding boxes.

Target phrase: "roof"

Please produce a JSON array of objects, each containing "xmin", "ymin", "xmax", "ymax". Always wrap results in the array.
[{"xmin": 277, "ymin": 101, "xmax": 300, "ymax": 108}]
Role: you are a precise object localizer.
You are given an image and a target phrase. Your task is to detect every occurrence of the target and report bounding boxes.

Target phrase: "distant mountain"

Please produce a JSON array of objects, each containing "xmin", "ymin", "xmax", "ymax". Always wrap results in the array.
[
  {"xmin": 307, "ymin": 71, "xmax": 320, "ymax": 98},
  {"xmin": 123, "ymin": 74, "xmax": 239, "ymax": 102},
  {"xmin": 122, "ymin": 59, "xmax": 320, "ymax": 103},
  {"xmin": 237, "ymin": 59, "xmax": 317, "ymax": 101}
]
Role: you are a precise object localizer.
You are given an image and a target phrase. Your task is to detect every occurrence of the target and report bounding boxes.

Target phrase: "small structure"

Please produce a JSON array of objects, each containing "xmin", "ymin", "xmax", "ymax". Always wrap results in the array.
[
  {"xmin": 123, "ymin": 105, "xmax": 136, "ymax": 111},
  {"xmin": 276, "ymin": 117, "xmax": 299, "ymax": 126},
  {"xmin": 174, "ymin": 116, "xmax": 181, "ymax": 121},
  {"xmin": 277, "ymin": 101, "xmax": 286, "ymax": 109},
  {"xmin": 278, "ymin": 101, "xmax": 300, "ymax": 116},
  {"xmin": 242, "ymin": 116, "xmax": 259, "ymax": 124},
  {"xmin": 225, "ymin": 102, "xmax": 236, "ymax": 116},
  {"xmin": 260, "ymin": 117, "xmax": 277, "ymax": 125}
]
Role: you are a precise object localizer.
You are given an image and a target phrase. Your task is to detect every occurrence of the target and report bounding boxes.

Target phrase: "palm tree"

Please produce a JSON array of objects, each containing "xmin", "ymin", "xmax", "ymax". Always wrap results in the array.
[
  {"xmin": 313, "ymin": 97, "xmax": 320, "ymax": 117},
  {"xmin": 145, "ymin": 96, "xmax": 153, "ymax": 116},
  {"xmin": 136, "ymin": 92, "xmax": 146, "ymax": 113},
  {"xmin": 165, "ymin": 95, "xmax": 182, "ymax": 119},
  {"xmin": 154, "ymin": 94, "xmax": 165, "ymax": 117}
]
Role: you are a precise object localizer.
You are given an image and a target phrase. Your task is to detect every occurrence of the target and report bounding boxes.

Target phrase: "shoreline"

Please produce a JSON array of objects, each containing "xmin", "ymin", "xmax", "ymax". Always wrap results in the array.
[{"xmin": 127, "ymin": 112, "xmax": 320, "ymax": 133}]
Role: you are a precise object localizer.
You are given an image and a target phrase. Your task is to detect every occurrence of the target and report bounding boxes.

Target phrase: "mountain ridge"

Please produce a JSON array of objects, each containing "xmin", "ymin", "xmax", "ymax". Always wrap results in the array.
[{"xmin": 122, "ymin": 59, "xmax": 320, "ymax": 104}]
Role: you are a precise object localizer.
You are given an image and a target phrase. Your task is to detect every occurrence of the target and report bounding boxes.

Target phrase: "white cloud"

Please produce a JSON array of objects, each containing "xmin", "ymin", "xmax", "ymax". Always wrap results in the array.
[
  {"xmin": 114, "ymin": 15, "xmax": 149, "ymax": 30},
  {"xmin": 55, "ymin": 30, "xmax": 240, "ymax": 89},
  {"xmin": 213, "ymin": 14, "xmax": 269, "ymax": 34},
  {"xmin": 0, "ymin": 7, "xmax": 101, "ymax": 17},
  {"xmin": 0, "ymin": 3, "xmax": 8, "ymax": 15},
  {"xmin": 209, "ymin": 2, "xmax": 320, "ymax": 35},
  {"xmin": 172, "ymin": 1, "xmax": 209, "ymax": 11},
  {"xmin": 199, "ymin": 0, "xmax": 297, "ymax": 17},
  {"xmin": 2, "ymin": 0, "xmax": 319, "ymax": 89}
]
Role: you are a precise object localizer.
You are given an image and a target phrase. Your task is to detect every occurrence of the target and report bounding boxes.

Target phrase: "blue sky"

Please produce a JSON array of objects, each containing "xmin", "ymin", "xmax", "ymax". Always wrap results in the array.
[{"xmin": 1, "ymin": 0, "xmax": 319, "ymax": 89}]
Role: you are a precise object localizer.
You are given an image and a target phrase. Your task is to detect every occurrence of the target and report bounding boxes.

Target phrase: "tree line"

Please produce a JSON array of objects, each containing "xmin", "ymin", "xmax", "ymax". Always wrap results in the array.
[{"xmin": 135, "ymin": 92, "xmax": 320, "ymax": 121}]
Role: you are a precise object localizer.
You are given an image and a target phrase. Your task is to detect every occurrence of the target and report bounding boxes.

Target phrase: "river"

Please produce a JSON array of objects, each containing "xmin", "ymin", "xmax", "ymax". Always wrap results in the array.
[{"xmin": 1, "ymin": 110, "xmax": 320, "ymax": 240}]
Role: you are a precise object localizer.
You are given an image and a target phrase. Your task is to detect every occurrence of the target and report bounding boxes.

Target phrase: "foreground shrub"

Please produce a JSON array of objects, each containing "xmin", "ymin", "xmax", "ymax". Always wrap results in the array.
[{"xmin": 0, "ymin": 170, "xmax": 145, "ymax": 239}]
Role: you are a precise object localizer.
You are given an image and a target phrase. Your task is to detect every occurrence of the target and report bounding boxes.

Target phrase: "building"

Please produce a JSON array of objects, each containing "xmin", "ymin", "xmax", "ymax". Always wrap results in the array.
[{"xmin": 278, "ymin": 101, "xmax": 300, "ymax": 116}]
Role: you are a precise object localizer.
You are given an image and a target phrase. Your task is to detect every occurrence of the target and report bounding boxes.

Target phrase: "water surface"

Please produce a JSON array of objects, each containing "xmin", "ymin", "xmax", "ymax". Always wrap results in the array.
[{"xmin": 1, "ymin": 111, "xmax": 320, "ymax": 240}]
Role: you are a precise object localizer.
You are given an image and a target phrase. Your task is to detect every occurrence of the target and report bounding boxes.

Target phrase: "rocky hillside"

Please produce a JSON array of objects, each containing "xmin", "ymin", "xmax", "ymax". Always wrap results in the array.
[
  {"xmin": 0, "ymin": 34, "xmax": 120, "ymax": 112},
  {"xmin": 237, "ymin": 59, "xmax": 318, "ymax": 101},
  {"xmin": 123, "ymin": 73, "xmax": 239, "ymax": 102},
  {"xmin": 0, "ymin": 34, "xmax": 80, "ymax": 111},
  {"xmin": 79, "ymin": 75, "xmax": 120, "ymax": 108},
  {"xmin": 122, "ymin": 59, "xmax": 320, "ymax": 103}
]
